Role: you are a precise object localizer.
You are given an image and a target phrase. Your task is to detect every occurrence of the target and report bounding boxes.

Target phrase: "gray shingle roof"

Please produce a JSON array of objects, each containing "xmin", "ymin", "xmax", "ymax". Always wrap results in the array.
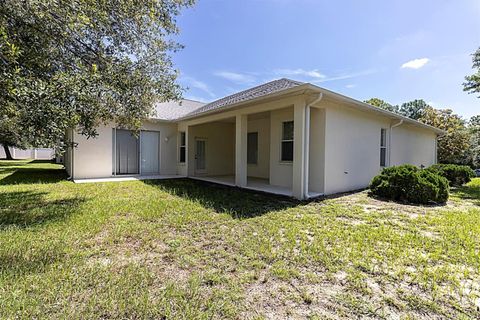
[
  {"xmin": 152, "ymin": 99, "xmax": 205, "ymax": 120},
  {"xmin": 183, "ymin": 78, "xmax": 304, "ymax": 118}
]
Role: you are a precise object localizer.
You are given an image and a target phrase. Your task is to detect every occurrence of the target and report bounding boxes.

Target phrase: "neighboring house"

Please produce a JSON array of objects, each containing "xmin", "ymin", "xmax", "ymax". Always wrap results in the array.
[
  {"xmin": 64, "ymin": 78, "xmax": 443, "ymax": 200},
  {"xmin": 0, "ymin": 145, "xmax": 55, "ymax": 160}
]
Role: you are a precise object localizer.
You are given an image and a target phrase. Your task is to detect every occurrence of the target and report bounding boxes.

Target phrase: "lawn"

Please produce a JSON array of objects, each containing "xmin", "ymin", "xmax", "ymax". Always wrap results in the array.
[{"xmin": 0, "ymin": 160, "xmax": 479, "ymax": 319}]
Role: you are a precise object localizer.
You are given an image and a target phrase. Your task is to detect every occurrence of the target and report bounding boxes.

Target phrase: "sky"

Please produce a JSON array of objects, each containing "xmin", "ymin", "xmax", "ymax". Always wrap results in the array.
[{"xmin": 172, "ymin": 0, "xmax": 480, "ymax": 119}]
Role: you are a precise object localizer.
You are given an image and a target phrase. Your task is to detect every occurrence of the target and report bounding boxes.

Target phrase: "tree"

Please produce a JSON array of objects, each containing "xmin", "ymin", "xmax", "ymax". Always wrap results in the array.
[
  {"xmin": 468, "ymin": 115, "xmax": 480, "ymax": 167},
  {"xmin": 420, "ymin": 107, "xmax": 470, "ymax": 164},
  {"xmin": 364, "ymin": 98, "xmax": 399, "ymax": 113},
  {"xmin": 398, "ymin": 99, "xmax": 429, "ymax": 120},
  {"xmin": 0, "ymin": 0, "xmax": 193, "ymax": 159},
  {"xmin": 463, "ymin": 47, "xmax": 480, "ymax": 98}
]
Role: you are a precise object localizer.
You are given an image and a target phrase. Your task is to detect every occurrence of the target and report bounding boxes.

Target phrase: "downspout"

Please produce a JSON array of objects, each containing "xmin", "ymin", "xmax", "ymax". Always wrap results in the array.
[
  {"xmin": 388, "ymin": 119, "xmax": 403, "ymax": 166},
  {"xmin": 69, "ymin": 129, "xmax": 75, "ymax": 181},
  {"xmin": 304, "ymin": 93, "xmax": 324, "ymax": 199}
]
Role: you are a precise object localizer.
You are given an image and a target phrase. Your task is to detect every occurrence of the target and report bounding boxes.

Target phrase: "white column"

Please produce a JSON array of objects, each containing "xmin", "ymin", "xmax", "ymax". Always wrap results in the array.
[
  {"xmin": 292, "ymin": 100, "xmax": 306, "ymax": 199},
  {"xmin": 235, "ymin": 114, "xmax": 248, "ymax": 187}
]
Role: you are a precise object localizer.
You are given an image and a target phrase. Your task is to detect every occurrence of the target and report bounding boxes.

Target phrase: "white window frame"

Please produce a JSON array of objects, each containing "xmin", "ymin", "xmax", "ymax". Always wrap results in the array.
[
  {"xmin": 380, "ymin": 128, "xmax": 387, "ymax": 167},
  {"xmin": 281, "ymin": 121, "xmax": 294, "ymax": 163},
  {"xmin": 179, "ymin": 131, "xmax": 186, "ymax": 164}
]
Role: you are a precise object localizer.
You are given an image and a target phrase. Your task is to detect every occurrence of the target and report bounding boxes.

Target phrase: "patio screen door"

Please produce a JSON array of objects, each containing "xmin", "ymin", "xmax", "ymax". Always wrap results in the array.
[
  {"xmin": 140, "ymin": 131, "xmax": 160, "ymax": 175},
  {"xmin": 115, "ymin": 129, "xmax": 139, "ymax": 175},
  {"xmin": 195, "ymin": 139, "xmax": 206, "ymax": 174}
]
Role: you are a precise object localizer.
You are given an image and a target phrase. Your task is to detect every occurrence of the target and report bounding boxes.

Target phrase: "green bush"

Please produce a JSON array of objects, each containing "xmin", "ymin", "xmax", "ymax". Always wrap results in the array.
[
  {"xmin": 426, "ymin": 164, "xmax": 475, "ymax": 187},
  {"xmin": 370, "ymin": 165, "xmax": 449, "ymax": 204}
]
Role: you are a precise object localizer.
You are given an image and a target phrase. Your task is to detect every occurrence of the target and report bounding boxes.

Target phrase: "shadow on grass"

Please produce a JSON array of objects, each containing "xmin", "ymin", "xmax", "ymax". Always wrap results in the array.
[
  {"xmin": 0, "ymin": 190, "xmax": 85, "ymax": 274},
  {"xmin": 0, "ymin": 160, "xmax": 67, "ymax": 185},
  {"xmin": 451, "ymin": 184, "xmax": 480, "ymax": 205},
  {"xmin": 0, "ymin": 190, "xmax": 85, "ymax": 228},
  {"xmin": 144, "ymin": 178, "xmax": 303, "ymax": 219}
]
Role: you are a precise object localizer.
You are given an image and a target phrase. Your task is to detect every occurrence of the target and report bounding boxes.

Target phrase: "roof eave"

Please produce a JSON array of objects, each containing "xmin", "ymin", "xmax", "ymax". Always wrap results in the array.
[
  {"xmin": 176, "ymin": 83, "xmax": 312, "ymax": 121},
  {"xmin": 303, "ymin": 84, "xmax": 446, "ymax": 135}
]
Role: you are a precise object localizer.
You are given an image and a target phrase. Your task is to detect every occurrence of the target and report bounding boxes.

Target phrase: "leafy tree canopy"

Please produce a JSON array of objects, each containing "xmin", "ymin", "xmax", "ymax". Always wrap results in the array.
[
  {"xmin": 463, "ymin": 47, "xmax": 480, "ymax": 98},
  {"xmin": 398, "ymin": 99, "xmax": 429, "ymax": 120},
  {"xmin": 0, "ymin": 0, "xmax": 193, "ymax": 158},
  {"xmin": 420, "ymin": 107, "xmax": 470, "ymax": 165},
  {"xmin": 364, "ymin": 98, "xmax": 399, "ymax": 113}
]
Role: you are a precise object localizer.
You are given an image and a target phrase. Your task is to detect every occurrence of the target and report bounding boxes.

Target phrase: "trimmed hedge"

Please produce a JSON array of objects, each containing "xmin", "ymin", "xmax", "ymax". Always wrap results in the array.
[
  {"xmin": 370, "ymin": 164, "xmax": 449, "ymax": 204},
  {"xmin": 426, "ymin": 164, "xmax": 475, "ymax": 187}
]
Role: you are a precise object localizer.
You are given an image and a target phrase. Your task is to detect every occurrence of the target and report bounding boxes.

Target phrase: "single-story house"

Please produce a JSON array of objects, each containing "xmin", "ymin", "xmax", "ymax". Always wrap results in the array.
[{"xmin": 64, "ymin": 78, "xmax": 443, "ymax": 200}]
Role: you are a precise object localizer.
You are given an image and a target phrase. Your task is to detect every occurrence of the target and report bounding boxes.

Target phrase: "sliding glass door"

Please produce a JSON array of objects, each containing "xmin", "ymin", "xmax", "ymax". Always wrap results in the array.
[
  {"xmin": 112, "ymin": 129, "xmax": 161, "ymax": 176},
  {"xmin": 114, "ymin": 129, "xmax": 139, "ymax": 175}
]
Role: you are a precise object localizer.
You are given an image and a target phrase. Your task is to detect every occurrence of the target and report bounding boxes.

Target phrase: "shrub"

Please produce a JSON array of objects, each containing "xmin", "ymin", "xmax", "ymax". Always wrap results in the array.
[
  {"xmin": 370, "ymin": 165, "xmax": 449, "ymax": 204},
  {"xmin": 426, "ymin": 164, "xmax": 475, "ymax": 187}
]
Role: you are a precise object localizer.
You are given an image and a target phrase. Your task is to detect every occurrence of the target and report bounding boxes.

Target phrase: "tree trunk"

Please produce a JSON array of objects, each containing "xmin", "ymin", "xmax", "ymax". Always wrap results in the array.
[{"xmin": 3, "ymin": 145, "xmax": 13, "ymax": 160}]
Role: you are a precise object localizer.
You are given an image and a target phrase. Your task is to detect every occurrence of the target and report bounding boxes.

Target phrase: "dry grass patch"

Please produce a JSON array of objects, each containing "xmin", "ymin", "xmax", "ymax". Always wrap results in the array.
[{"xmin": 1, "ymin": 160, "xmax": 479, "ymax": 319}]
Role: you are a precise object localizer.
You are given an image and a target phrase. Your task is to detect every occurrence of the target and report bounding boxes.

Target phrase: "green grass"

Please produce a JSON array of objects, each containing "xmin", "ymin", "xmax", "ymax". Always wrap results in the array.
[{"xmin": 0, "ymin": 160, "xmax": 479, "ymax": 319}]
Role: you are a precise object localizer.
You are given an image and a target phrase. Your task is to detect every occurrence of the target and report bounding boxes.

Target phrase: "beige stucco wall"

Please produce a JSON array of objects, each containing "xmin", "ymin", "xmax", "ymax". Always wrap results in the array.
[
  {"xmin": 323, "ymin": 101, "xmax": 392, "ymax": 195},
  {"xmin": 390, "ymin": 124, "xmax": 437, "ymax": 168},
  {"xmin": 322, "ymin": 101, "xmax": 437, "ymax": 195},
  {"xmin": 187, "ymin": 121, "xmax": 235, "ymax": 177},
  {"xmin": 247, "ymin": 117, "xmax": 270, "ymax": 179},
  {"xmin": 70, "ymin": 121, "xmax": 177, "ymax": 179},
  {"xmin": 269, "ymin": 107, "xmax": 294, "ymax": 188},
  {"xmin": 308, "ymin": 107, "xmax": 326, "ymax": 194}
]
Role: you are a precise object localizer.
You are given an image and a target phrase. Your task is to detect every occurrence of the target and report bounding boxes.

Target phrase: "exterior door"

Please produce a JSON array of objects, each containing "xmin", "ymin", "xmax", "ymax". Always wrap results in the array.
[
  {"xmin": 115, "ymin": 129, "xmax": 139, "ymax": 175},
  {"xmin": 140, "ymin": 131, "xmax": 160, "ymax": 175},
  {"xmin": 195, "ymin": 139, "xmax": 206, "ymax": 175}
]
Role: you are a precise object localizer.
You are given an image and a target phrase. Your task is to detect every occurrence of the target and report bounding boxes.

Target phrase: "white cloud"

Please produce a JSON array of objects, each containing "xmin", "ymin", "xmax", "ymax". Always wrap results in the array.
[
  {"xmin": 345, "ymin": 84, "xmax": 356, "ymax": 88},
  {"xmin": 312, "ymin": 69, "xmax": 377, "ymax": 83},
  {"xmin": 401, "ymin": 58, "xmax": 430, "ymax": 69},
  {"xmin": 275, "ymin": 68, "xmax": 326, "ymax": 79},
  {"xmin": 214, "ymin": 71, "xmax": 256, "ymax": 84},
  {"xmin": 181, "ymin": 76, "xmax": 215, "ymax": 98}
]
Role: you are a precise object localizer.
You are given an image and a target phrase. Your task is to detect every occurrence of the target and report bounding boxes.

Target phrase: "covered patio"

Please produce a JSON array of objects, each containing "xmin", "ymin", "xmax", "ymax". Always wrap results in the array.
[
  {"xmin": 178, "ymin": 91, "xmax": 326, "ymax": 200},
  {"xmin": 191, "ymin": 175, "xmax": 294, "ymax": 197}
]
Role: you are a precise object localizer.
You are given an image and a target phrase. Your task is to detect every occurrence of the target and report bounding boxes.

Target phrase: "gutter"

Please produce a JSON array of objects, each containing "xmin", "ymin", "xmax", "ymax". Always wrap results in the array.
[
  {"xmin": 304, "ymin": 93, "xmax": 324, "ymax": 199},
  {"xmin": 388, "ymin": 119, "xmax": 403, "ymax": 166},
  {"xmin": 302, "ymin": 84, "xmax": 445, "ymax": 135}
]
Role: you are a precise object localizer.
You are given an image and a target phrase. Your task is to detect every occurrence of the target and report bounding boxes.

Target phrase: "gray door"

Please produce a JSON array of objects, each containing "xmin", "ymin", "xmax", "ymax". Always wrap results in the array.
[
  {"xmin": 195, "ymin": 139, "xmax": 206, "ymax": 174},
  {"xmin": 116, "ymin": 129, "xmax": 139, "ymax": 175},
  {"xmin": 140, "ymin": 131, "xmax": 160, "ymax": 175}
]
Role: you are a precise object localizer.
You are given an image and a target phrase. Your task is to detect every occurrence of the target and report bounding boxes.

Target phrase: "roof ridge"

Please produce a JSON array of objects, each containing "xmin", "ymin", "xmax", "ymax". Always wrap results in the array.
[{"xmin": 182, "ymin": 78, "xmax": 304, "ymax": 118}]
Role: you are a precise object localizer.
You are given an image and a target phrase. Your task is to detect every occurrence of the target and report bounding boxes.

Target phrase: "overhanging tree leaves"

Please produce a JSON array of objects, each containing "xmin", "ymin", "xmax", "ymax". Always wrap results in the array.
[
  {"xmin": 463, "ymin": 47, "xmax": 480, "ymax": 98},
  {"xmin": 0, "ymin": 0, "xmax": 193, "ymax": 159}
]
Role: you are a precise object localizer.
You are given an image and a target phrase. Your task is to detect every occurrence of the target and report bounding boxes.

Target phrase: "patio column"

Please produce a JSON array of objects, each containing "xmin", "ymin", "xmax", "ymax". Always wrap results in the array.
[
  {"xmin": 185, "ymin": 125, "xmax": 189, "ymax": 177},
  {"xmin": 292, "ymin": 99, "xmax": 306, "ymax": 199},
  {"xmin": 235, "ymin": 114, "xmax": 248, "ymax": 187}
]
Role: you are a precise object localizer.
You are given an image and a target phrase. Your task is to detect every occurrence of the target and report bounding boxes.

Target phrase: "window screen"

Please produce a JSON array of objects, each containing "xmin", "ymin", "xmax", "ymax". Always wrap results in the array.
[
  {"xmin": 380, "ymin": 128, "xmax": 387, "ymax": 167},
  {"xmin": 247, "ymin": 132, "xmax": 258, "ymax": 164},
  {"xmin": 281, "ymin": 121, "xmax": 294, "ymax": 162},
  {"xmin": 179, "ymin": 132, "xmax": 186, "ymax": 163}
]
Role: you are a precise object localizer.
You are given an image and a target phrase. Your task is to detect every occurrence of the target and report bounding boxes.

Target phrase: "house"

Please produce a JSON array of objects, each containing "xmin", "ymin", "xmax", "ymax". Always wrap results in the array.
[{"xmin": 64, "ymin": 78, "xmax": 443, "ymax": 200}]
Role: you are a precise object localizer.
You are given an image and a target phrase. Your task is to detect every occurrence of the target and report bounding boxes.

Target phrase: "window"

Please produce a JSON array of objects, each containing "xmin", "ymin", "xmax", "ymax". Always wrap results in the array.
[
  {"xmin": 281, "ymin": 121, "xmax": 294, "ymax": 162},
  {"xmin": 380, "ymin": 128, "xmax": 387, "ymax": 167},
  {"xmin": 247, "ymin": 132, "xmax": 258, "ymax": 164},
  {"xmin": 179, "ymin": 132, "xmax": 186, "ymax": 163}
]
